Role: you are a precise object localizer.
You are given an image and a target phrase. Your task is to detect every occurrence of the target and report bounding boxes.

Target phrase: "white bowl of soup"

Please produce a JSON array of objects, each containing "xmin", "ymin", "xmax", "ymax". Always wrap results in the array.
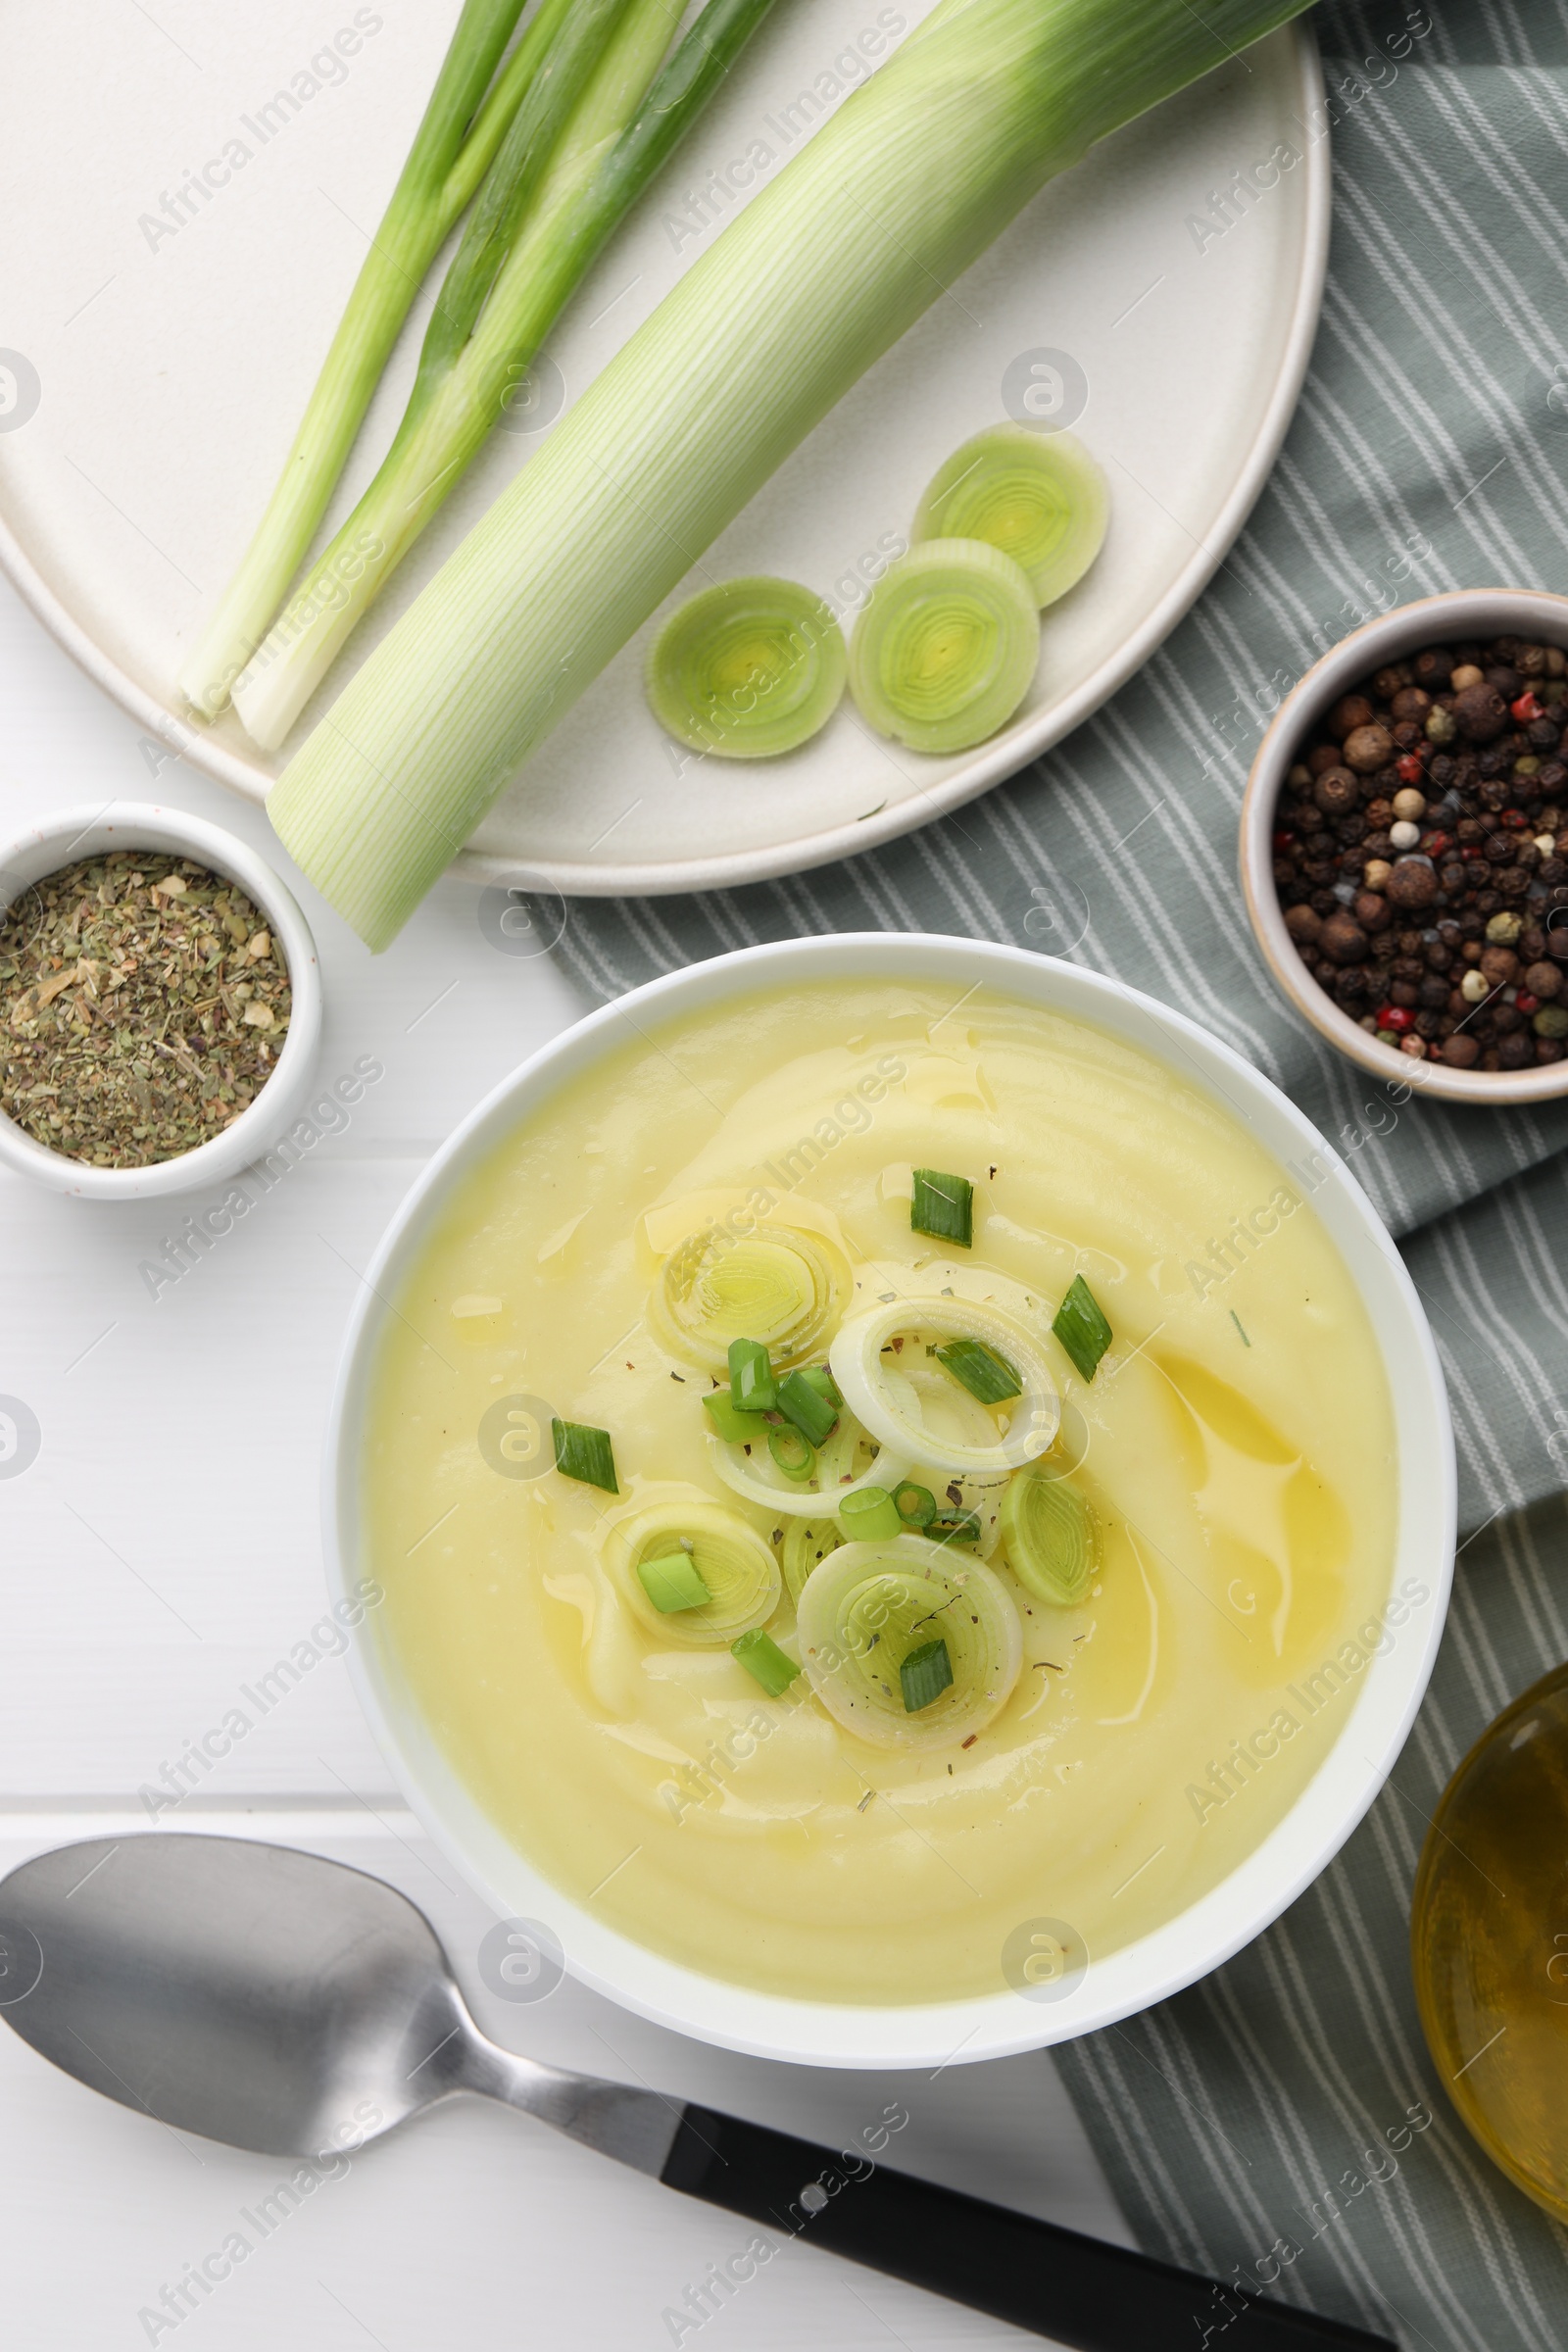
[{"xmin": 327, "ymin": 935, "xmax": 1452, "ymax": 2068}]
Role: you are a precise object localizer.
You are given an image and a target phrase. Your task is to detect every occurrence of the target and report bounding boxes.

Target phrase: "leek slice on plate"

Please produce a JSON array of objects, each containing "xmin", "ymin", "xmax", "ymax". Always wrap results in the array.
[
  {"xmin": 848, "ymin": 539, "xmax": 1040, "ymax": 755},
  {"xmin": 605, "ymin": 1496, "xmax": 780, "ymax": 1643},
  {"xmin": 912, "ymin": 425, "xmax": 1107, "ymax": 608},
  {"xmin": 795, "ymin": 1536, "xmax": 1022, "ymax": 1752},
  {"xmin": 1001, "ymin": 1469, "xmax": 1100, "ymax": 1605},
  {"xmin": 650, "ymin": 1224, "xmax": 852, "ymax": 1373},
  {"xmin": 646, "ymin": 578, "xmax": 847, "ymax": 758},
  {"xmin": 830, "ymin": 1298, "xmax": 1059, "ymax": 1474}
]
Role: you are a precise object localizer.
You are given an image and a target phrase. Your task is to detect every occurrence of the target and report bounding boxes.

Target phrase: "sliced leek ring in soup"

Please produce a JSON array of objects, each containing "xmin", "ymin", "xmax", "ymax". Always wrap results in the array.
[
  {"xmin": 710, "ymin": 1400, "xmax": 905, "ymax": 1519},
  {"xmin": 830, "ymin": 1297, "xmax": 1059, "ymax": 1474},
  {"xmin": 1000, "ymin": 1468, "xmax": 1101, "ymax": 1605},
  {"xmin": 650, "ymin": 1223, "xmax": 852, "ymax": 1373},
  {"xmin": 780, "ymin": 1515, "xmax": 845, "ymax": 1603},
  {"xmin": 795, "ymin": 1535, "xmax": 1023, "ymax": 1752},
  {"xmin": 880, "ymin": 1367, "xmax": 1007, "ymax": 1553},
  {"xmin": 603, "ymin": 1493, "xmax": 781, "ymax": 1645}
]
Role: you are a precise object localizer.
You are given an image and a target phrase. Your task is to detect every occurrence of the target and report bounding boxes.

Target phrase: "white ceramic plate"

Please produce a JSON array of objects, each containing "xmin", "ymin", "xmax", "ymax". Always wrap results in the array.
[
  {"xmin": 326, "ymin": 935, "xmax": 1453, "ymax": 2069},
  {"xmin": 0, "ymin": 5, "xmax": 1327, "ymax": 898}
]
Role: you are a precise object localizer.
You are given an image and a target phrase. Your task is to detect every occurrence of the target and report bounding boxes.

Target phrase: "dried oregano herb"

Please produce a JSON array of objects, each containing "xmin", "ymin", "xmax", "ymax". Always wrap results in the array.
[{"xmin": 0, "ymin": 852, "xmax": 291, "ymax": 1167}]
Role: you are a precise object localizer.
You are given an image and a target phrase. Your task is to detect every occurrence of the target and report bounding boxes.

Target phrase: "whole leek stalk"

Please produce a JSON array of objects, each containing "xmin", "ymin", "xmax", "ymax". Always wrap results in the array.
[
  {"xmin": 234, "ymin": 0, "xmax": 778, "ymax": 750},
  {"xmin": 270, "ymin": 0, "xmax": 1313, "ymax": 950},
  {"xmin": 177, "ymin": 0, "xmax": 570, "ymax": 721}
]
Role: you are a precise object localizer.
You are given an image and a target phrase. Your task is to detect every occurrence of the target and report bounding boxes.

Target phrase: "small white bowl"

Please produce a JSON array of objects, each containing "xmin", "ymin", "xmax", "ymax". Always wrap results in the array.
[
  {"xmin": 1241, "ymin": 588, "xmax": 1568, "ymax": 1106},
  {"xmin": 0, "ymin": 803, "xmax": 321, "ymax": 1198},
  {"xmin": 324, "ymin": 933, "xmax": 1453, "ymax": 2070}
]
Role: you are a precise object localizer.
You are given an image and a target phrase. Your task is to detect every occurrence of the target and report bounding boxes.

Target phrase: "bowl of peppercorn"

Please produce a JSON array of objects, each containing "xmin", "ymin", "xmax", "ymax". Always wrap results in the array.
[
  {"xmin": 1241, "ymin": 590, "xmax": 1568, "ymax": 1103},
  {"xmin": 0, "ymin": 802, "xmax": 322, "ymax": 1198}
]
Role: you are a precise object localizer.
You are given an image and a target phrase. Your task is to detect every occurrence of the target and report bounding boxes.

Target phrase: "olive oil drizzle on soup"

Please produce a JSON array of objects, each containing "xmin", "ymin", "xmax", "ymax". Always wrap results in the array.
[{"xmin": 365, "ymin": 983, "xmax": 1396, "ymax": 2007}]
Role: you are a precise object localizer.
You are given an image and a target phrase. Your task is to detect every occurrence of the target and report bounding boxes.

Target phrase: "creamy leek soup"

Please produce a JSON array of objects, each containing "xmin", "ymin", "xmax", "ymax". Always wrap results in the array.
[{"xmin": 364, "ymin": 980, "xmax": 1398, "ymax": 2006}]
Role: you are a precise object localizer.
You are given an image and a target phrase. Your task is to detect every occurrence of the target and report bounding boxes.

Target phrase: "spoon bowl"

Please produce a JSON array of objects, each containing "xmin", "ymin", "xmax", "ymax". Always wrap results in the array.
[{"xmin": 0, "ymin": 1836, "xmax": 478, "ymax": 2159}]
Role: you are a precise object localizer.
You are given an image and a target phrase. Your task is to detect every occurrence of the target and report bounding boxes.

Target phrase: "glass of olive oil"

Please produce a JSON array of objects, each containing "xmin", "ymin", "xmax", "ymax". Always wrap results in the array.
[{"xmin": 1411, "ymin": 1659, "xmax": 1568, "ymax": 2219}]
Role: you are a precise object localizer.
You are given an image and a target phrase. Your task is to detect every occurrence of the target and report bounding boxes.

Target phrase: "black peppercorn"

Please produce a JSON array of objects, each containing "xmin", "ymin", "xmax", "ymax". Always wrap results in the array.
[
  {"xmin": 1312, "ymin": 767, "xmax": 1360, "ymax": 817},
  {"xmin": 1271, "ymin": 632, "xmax": 1568, "ymax": 1076},
  {"xmin": 1455, "ymin": 682, "xmax": 1509, "ymax": 742},
  {"xmin": 1319, "ymin": 912, "xmax": 1368, "ymax": 964}
]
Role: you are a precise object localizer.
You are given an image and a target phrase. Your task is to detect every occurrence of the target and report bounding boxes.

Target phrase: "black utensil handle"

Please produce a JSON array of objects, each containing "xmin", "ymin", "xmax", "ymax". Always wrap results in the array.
[{"xmin": 662, "ymin": 2105, "xmax": 1395, "ymax": 2352}]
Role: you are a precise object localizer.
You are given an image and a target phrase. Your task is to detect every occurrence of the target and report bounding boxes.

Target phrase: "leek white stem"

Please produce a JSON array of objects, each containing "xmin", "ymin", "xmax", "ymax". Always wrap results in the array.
[
  {"xmin": 270, "ymin": 0, "xmax": 1312, "ymax": 948},
  {"xmin": 235, "ymin": 0, "xmax": 774, "ymax": 752},
  {"xmin": 177, "ymin": 0, "xmax": 565, "ymax": 722}
]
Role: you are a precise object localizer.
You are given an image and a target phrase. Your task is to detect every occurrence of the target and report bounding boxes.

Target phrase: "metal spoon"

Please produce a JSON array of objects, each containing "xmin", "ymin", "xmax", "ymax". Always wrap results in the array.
[{"xmin": 0, "ymin": 1836, "xmax": 1389, "ymax": 2352}]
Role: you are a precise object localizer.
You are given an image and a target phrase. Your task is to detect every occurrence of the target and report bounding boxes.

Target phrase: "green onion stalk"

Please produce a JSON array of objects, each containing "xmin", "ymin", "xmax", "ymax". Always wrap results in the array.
[
  {"xmin": 177, "ymin": 0, "xmax": 569, "ymax": 721},
  {"xmin": 233, "ymin": 0, "xmax": 782, "ymax": 751},
  {"xmin": 270, "ymin": 0, "xmax": 1313, "ymax": 950}
]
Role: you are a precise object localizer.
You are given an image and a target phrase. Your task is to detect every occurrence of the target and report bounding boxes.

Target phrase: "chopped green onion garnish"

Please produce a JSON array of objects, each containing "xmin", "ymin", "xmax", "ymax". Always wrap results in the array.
[
  {"xmin": 900, "ymin": 1637, "xmax": 954, "ymax": 1714},
  {"xmin": 728, "ymin": 1336, "xmax": 777, "ymax": 1413},
  {"xmin": 552, "ymin": 1417, "xmax": 618, "ymax": 1493},
  {"xmin": 935, "ymin": 1338, "xmax": 1021, "ymax": 1405},
  {"xmin": 1053, "ymin": 1276, "xmax": 1113, "ymax": 1383},
  {"xmin": 911, "ymin": 1168, "xmax": 973, "ymax": 1248},
  {"xmin": 703, "ymin": 1390, "xmax": 769, "ymax": 1446},
  {"xmin": 777, "ymin": 1368, "xmax": 837, "ymax": 1446},
  {"xmin": 731, "ymin": 1628, "xmax": 802, "ymax": 1696},
  {"xmin": 796, "ymin": 1363, "xmax": 843, "ymax": 1410},
  {"xmin": 767, "ymin": 1424, "xmax": 816, "ymax": 1483},
  {"xmin": 836, "ymin": 1485, "xmax": 904, "ymax": 1543},
  {"xmin": 893, "ymin": 1481, "xmax": 937, "ymax": 1529},
  {"xmin": 932, "ymin": 1510, "xmax": 983, "ymax": 1549},
  {"xmin": 637, "ymin": 1550, "xmax": 710, "ymax": 1613}
]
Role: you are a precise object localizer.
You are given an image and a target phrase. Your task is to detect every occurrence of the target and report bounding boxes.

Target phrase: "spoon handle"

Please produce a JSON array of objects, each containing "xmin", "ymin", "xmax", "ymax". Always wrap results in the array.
[{"xmin": 661, "ymin": 2105, "xmax": 1396, "ymax": 2352}]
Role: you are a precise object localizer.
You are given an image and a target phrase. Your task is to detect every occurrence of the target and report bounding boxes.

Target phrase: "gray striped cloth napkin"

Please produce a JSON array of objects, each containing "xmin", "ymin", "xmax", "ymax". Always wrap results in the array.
[{"xmin": 551, "ymin": 5, "xmax": 1568, "ymax": 2340}]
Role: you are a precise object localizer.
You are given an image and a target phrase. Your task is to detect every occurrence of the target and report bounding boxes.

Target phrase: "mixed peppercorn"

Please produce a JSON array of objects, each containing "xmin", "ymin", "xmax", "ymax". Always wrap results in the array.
[{"xmin": 1271, "ymin": 633, "xmax": 1568, "ymax": 1072}]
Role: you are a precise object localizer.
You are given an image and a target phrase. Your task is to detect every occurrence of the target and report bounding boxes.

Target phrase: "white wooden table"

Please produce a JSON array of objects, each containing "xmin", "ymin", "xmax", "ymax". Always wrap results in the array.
[{"xmin": 0, "ymin": 572, "xmax": 1131, "ymax": 2349}]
